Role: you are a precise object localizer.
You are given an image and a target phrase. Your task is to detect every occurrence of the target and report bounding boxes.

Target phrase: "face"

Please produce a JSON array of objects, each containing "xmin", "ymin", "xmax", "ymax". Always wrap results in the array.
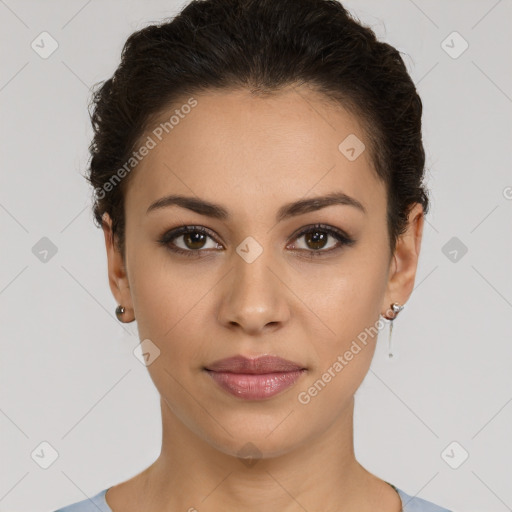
[{"xmin": 103, "ymin": 84, "xmax": 423, "ymax": 459}]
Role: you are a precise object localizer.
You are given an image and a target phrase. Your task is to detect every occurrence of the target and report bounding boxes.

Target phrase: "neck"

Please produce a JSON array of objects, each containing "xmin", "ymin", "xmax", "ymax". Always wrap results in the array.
[{"xmin": 132, "ymin": 395, "xmax": 389, "ymax": 512}]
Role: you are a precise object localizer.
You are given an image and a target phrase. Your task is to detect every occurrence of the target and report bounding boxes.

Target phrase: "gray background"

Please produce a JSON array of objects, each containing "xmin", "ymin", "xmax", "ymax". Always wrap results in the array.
[{"xmin": 1, "ymin": 1, "xmax": 511, "ymax": 511}]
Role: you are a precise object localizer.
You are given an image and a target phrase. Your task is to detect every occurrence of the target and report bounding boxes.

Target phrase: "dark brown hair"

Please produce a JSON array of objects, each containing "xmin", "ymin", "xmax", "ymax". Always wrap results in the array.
[{"xmin": 86, "ymin": 0, "xmax": 429, "ymax": 258}]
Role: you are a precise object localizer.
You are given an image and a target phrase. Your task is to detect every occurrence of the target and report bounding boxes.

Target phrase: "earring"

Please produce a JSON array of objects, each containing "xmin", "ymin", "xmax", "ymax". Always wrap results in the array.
[
  {"xmin": 115, "ymin": 305, "xmax": 126, "ymax": 322},
  {"xmin": 384, "ymin": 302, "xmax": 404, "ymax": 358}
]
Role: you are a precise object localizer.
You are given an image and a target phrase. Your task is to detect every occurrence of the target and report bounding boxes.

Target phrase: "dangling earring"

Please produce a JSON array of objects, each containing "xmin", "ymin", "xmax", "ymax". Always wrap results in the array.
[{"xmin": 384, "ymin": 302, "xmax": 404, "ymax": 358}]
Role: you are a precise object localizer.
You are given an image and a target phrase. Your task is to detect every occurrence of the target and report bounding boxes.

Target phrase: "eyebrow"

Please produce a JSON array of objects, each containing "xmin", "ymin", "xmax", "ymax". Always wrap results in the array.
[{"xmin": 146, "ymin": 191, "xmax": 366, "ymax": 221}]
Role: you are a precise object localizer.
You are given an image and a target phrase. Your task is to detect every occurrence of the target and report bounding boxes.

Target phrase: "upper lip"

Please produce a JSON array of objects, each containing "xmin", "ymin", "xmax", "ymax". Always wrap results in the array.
[{"xmin": 205, "ymin": 355, "xmax": 305, "ymax": 374}]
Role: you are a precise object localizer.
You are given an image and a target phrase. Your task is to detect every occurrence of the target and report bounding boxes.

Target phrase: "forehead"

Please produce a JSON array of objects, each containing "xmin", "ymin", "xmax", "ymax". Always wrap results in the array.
[{"xmin": 126, "ymin": 85, "xmax": 385, "ymax": 221}]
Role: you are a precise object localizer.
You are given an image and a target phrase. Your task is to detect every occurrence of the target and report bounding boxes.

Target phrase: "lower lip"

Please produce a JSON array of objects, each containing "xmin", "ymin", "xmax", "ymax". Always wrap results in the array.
[{"xmin": 205, "ymin": 369, "xmax": 306, "ymax": 400}]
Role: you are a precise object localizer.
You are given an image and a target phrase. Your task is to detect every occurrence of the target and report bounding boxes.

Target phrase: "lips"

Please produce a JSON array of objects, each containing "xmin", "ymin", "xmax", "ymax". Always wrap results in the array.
[
  {"xmin": 205, "ymin": 355, "xmax": 305, "ymax": 374},
  {"xmin": 204, "ymin": 355, "xmax": 306, "ymax": 400}
]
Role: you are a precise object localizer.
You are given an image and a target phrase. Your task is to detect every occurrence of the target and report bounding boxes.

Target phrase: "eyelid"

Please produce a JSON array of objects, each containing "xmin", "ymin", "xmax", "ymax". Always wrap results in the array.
[
  {"xmin": 158, "ymin": 223, "xmax": 356, "ymax": 257},
  {"xmin": 289, "ymin": 223, "xmax": 353, "ymax": 244},
  {"xmin": 157, "ymin": 225, "xmax": 222, "ymax": 254},
  {"xmin": 286, "ymin": 223, "xmax": 356, "ymax": 257}
]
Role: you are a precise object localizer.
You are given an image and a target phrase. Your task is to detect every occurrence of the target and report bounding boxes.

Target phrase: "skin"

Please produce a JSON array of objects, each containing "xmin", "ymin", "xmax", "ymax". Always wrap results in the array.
[{"xmin": 101, "ymin": 84, "xmax": 424, "ymax": 512}]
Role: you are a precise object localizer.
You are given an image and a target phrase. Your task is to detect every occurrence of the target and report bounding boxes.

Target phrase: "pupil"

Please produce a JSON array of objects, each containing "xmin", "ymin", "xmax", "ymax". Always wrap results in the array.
[
  {"xmin": 307, "ymin": 231, "xmax": 327, "ymax": 250},
  {"xmin": 186, "ymin": 232, "xmax": 206, "ymax": 249}
]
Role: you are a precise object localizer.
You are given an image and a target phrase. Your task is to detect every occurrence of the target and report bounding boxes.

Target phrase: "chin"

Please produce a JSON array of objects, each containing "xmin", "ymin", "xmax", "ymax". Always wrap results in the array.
[{"xmin": 197, "ymin": 415, "xmax": 307, "ymax": 462}]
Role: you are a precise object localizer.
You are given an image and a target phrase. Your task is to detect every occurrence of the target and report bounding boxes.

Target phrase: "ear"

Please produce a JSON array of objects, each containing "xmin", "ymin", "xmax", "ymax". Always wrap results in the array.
[
  {"xmin": 381, "ymin": 202, "xmax": 425, "ymax": 318},
  {"xmin": 102, "ymin": 212, "xmax": 135, "ymax": 322}
]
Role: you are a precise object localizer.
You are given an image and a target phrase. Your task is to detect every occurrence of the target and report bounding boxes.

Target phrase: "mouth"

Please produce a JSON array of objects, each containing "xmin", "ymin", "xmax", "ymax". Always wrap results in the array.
[{"xmin": 203, "ymin": 355, "xmax": 307, "ymax": 400}]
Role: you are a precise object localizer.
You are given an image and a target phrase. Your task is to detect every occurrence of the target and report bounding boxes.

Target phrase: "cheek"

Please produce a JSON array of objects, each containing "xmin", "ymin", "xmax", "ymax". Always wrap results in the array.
[
  {"xmin": 293, "ymin": 275, "xmax": 386, "ymax": 416},
  {"xmin": 299, "ymin": 252, "xmax": 387, "ymax": 335},
  {"xmin": 128, "ymin": 250, "xmax": 217, "ymax": 390},
  {"xmin": 297, "ymin": 252, "xmax": 388, "ymax": 379},
  {"xmin": 128, "ymin": 240, "xmax": 204, "ymax": 340},
  {"xmin": 130, "ymin": 266, "xmax": 176, "ymax": 341}
]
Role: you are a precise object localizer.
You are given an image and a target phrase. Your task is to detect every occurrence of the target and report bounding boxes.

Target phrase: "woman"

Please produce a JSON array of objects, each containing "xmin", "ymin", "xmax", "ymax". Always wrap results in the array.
[{"xmin": 54, "ymin": 0, "xmax": 451, "ymax": 510}]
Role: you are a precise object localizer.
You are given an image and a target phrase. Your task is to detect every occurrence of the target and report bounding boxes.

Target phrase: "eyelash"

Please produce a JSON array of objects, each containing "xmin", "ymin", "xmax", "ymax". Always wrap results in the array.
[{"xmin": 157, "ymin": 223, "xmax": 356, "ymax": 259}]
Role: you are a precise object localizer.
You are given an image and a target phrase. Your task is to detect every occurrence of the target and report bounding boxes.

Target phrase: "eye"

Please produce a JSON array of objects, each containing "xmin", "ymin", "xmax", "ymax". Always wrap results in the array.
[
  {"xmin": 158, "ymin": 223, "xmax": 356, "ymax": 259},
  {"xmin": 157, "ymin": 225, "xmax": 222, "ymax": 258},
  {"xmin": 287, "ymin": 223, "xmax": 356, "ymax": 257}
]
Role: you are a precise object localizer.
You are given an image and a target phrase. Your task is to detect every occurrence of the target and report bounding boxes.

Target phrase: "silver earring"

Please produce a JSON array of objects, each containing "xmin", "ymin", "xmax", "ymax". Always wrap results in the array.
[
  {"xmin": 385, "ymin": 302, "xmax": 404, "ymax": 358},
  {"xmin": 115, "ymin": 305, "xmax": 126, "ymax": 322}
]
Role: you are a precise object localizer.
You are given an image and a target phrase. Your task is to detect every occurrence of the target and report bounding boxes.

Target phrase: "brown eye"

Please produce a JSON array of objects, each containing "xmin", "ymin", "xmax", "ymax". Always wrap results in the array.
[
  {"xmin": 158, "ymin": 226, "xmax": 222, "ymax": 257},
  {"xmin": 302, "ymin": 230, "xmax": 330, "ymax": 250},
  {"xmin": 158, "ymin": 223, "xmax": 356, "ymax": 259},
  {"xmin": 289, "ymin": 224, "xmax": 356, "ymax": 257},
  {"xmin": 182, "ymin": 231, "xmax": 208, "ymax": 250}
]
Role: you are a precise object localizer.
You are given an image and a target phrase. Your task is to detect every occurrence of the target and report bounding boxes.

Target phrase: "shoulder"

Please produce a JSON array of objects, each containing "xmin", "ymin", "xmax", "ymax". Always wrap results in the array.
[
  {"xmin": 52, "ymin": 488, "xmax": 112, "ymax": 512},
  {"xmin": 394, "ymin": 485, "xmax": 452, "ymax": 512}
]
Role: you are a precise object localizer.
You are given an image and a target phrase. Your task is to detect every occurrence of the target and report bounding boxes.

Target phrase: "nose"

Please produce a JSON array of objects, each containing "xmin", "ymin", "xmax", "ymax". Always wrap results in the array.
[{"xmin": 216, "ymin": 245, "xmax": 290, "ymax": 335}]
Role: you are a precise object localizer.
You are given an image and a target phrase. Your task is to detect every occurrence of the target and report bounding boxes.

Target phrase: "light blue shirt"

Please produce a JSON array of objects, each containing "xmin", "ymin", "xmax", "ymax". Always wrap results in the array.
[{"xmin": 53, "ymin": 482, "xmax": 452, "ymax": 511}]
